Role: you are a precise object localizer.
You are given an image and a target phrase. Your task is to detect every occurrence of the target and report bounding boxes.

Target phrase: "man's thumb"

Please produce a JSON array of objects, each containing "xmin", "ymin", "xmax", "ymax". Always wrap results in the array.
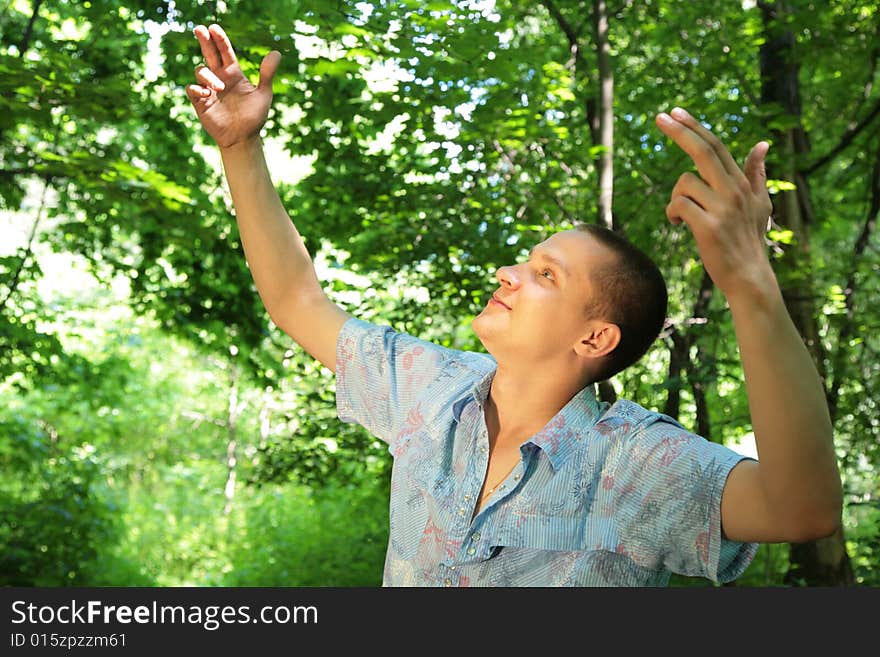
[
  {"xmin": 258, "ymin": 50, "xmax": 282, "ymax": 93},
  {"xmin": 744, "ymin": 140, "xmax": 770, "ymax": 195}
]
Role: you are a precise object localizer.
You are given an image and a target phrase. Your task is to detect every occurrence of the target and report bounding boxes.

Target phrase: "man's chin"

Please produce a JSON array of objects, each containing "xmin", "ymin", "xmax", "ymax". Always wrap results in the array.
[
  {"xmin": 470, "ymin": 313, "xmax": 487, "ymax": 338},
  {"xmin": 470, "ymin": 316, "xmax": 494, "ymax": 353},
  {"xmin": 471, "ymin": 313, "xmax": 483, "ymax": 342}
]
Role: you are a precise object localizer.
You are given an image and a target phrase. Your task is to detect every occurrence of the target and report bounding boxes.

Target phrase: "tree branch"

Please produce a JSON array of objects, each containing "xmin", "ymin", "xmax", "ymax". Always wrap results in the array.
[
  {"xmin": 663, "ymin": 269, "xmax": 715, "ymax": 422},
  {"xmin": 803, "ymin": 97, "xmax": 880, "ymax": 176},
  {"xmin": 0, "ymin": 165, "xmax": 86, "ymax": 181},
  {"xmin": 540, "ymin": 0, "xmax": 599, "ymax": 144},
  {"xmin": 826, "ymin": 142, "xmax": 880, "ymax": 419},
  {"xmin": 19, "ymin": 0, "xmax": 45, "ymax": 57},
  {"xmin": 540, "ymin": 0, "xmax": 583, "ymax": 47},
  {"xmin": 181, "ymin": 410, "xmax": 227, "ymax": 428},
  {"xmin": 0, "ymin": 178, "xmax": 51, "ymax": 316}
]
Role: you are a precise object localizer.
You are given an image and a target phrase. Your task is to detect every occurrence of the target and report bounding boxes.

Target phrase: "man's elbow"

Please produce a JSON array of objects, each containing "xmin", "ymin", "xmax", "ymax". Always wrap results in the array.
[
  {"xmin": 795, "ymin": 518, "xmax": 840, "ymax": 543},
  {"xmin": 792, "ymin": 467, "xmax": 844, "ymax": 542},
  {"xmin": 787, "ymin": 506, "xmax": 842, "ymax": 543}
]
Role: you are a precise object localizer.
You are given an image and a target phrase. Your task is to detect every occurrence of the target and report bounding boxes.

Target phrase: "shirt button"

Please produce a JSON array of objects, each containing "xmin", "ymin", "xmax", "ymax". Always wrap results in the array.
[
  {"xmin": 514, "ymin": 473, "xmax": 521, "ymax": 481},
  {"xmin": 464, "ymin": 494, "xmax": 472, "ymax": 502},
  {"xmin": 480, "ymin": 446, "xmax": 487, "ymax": 454},
  {"xmin": 472, "ymin": 532, "xmax": 481, "ymax": 541},
  {"xmin": 458, "ymin": 507, "xmax": 466, "ymax": 516},
  {"xmin": 449, "ymin": 565, "xmax": 456, "ymax": 571},
  {"xmin": 444, "ymin": 579, "xmax": 453, "ymax": 587},
  {"xmin": 467, "ymin": 547, "xmax": 476, "ymax": 556}
]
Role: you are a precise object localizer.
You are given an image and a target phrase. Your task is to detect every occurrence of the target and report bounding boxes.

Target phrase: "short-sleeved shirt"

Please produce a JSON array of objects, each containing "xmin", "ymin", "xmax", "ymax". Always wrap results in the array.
[{"xmin": 335, "ymin": 318, "xmax": 758, "ymax": 586}]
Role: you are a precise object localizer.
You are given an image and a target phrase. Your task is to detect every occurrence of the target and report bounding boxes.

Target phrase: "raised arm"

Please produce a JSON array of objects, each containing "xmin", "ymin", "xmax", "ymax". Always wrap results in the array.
[
  {"xmin": 655, "ymin": 107, "xmax": 842, "ymax": 544},
  {"xmin": 186, "ymin": 24, "xmax": 349, "ymax": 371}
]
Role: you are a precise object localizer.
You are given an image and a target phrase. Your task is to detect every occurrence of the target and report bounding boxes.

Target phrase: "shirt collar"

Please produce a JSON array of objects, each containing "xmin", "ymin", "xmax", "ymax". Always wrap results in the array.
[
  {"xmin": 471, "ymin": 367, "xmax": 495, "ymax": 408},
  {"xmin": 456, "ymin": 366, "xmax": 605, "ymax": 470},
  {"xmin": 452, "ymin": 367, "xmax": 496, "ymax": 422},
  {"xmin": 527, "ymin": 384, "xmax": 605, "ymax": 470},
  {"xmin": 451, "ymin": 366, "xmax": 495, "ymax": 424}
]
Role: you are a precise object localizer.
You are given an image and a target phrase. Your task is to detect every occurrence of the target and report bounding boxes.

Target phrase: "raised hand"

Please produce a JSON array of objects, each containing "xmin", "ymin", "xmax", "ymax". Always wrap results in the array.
[
  {"xmin": 655, "ymin": 108, "xmax": 775, "ymax": 300},
  {"xmin": 186, "ymin": 24, "xmax": 281, "ymax": 148}
]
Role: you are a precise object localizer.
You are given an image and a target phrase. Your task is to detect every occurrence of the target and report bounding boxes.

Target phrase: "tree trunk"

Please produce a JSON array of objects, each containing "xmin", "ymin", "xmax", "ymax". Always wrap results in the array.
[
  {"xmin": 664, "ymin": 271, "xmax": 714, "ymax": 438},
  {"xmin": 596, "ymin": 379, "xmax": 617, "ymax": 405},
  {"xmin": 593, "ymin": 0, "xmax": 614, "ymax": 230},
  {"xmin": 593, "ymin": 0, "xmax": 617, "ymax": 393},
  {"xmin": 691, "ymin": 367, "xmax": 712, "ymax": 442},
  {"xmin": 758, "ymin": 0, "xmax": 853, "ymax": 586},
  {"xmin": 223, "ymin": 365, "xmax": 240, "ymax": 516},
  {"xmin": 663, "ymin": 331, "xmax": 686, "ymax": 420}
]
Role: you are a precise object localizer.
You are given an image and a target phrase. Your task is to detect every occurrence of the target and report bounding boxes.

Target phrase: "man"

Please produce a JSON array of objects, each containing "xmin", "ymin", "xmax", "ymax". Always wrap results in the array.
[{"xmin": 186, "ymin": 24, "xmax": 842, "ymax": 586}]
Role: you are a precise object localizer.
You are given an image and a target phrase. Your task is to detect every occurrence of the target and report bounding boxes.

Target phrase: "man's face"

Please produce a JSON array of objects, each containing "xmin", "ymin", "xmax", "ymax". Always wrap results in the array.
[{"xmin": 472, "ymin": 229, "xmax": 615, "ymax": 364}]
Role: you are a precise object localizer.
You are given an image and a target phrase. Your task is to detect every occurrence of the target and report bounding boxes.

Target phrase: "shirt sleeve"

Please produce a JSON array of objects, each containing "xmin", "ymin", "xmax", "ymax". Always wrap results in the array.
[
  {"xmin": 334, "ymin": 317, "xmax": 452, "ymax": 447},
  {"xmin": 619, "ymin": 418, "xmax": 759, "ymax": 584}
]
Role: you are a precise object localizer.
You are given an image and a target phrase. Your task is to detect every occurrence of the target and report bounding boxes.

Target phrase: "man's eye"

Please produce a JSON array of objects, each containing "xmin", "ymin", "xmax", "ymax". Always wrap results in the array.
[{"xmin": 541, "ymin": 268, "xmax": 554, "ymax": 280}]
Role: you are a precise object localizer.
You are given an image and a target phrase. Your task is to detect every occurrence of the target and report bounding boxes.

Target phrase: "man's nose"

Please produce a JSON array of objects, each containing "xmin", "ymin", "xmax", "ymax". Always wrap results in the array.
[{"xmin": 496, "ymin": 264, "xmax": 520, "ymax": 288}]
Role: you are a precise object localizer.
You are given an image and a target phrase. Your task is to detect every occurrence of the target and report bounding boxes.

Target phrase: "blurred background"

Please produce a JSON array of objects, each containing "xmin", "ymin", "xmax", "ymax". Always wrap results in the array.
[{"xmin": 1, "ymin": 0, "xmax": 877, "ymax": 587}]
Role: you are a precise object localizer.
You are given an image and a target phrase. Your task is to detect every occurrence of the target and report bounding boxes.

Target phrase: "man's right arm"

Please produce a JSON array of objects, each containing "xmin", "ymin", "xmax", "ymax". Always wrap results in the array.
[
  {"xmin": 187, "ymin": 24, "xmax": 349, "ymax": 372},
  {"xmin": 220, "ymin": 137, "xmax": 350, "ymax": 372}
]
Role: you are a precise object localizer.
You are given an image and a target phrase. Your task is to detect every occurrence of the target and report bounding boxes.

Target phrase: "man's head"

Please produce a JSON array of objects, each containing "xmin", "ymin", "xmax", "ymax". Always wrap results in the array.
[{"xmin": 471, "ymin": 225, "xmax": 667, "ymax": 384}]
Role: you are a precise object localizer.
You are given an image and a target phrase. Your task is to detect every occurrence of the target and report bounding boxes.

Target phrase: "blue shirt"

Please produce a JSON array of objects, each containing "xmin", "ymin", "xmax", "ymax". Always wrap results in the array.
[{"xmin": 335, "ymin": 318, "xmax": 758, "ymax": 586}]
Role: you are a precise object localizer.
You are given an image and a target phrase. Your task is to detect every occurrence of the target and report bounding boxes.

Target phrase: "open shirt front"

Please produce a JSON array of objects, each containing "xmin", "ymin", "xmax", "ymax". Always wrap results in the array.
[{"xmin": 335, "ymin": 318, "xmax": 758, "ymax": 587}]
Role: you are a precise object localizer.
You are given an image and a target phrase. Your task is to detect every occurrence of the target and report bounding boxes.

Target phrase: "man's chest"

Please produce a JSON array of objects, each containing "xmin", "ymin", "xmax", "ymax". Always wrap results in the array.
[{"xmin": 388, "ymin": 404, "xmax": 623, "ymax": 551}]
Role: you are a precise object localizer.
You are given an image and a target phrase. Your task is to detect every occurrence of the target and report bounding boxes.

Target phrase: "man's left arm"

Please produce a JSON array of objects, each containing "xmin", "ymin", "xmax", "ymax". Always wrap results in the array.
[{"xmin": 655, "ymin": 107, "xmax": 842, "ymax": 544}]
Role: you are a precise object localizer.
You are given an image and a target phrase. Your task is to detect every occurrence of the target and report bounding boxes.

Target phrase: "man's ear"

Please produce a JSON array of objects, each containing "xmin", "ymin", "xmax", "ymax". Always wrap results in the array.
[{"xmin": 574, "ymin": 321, "xmax": 620, "ymax": 359}]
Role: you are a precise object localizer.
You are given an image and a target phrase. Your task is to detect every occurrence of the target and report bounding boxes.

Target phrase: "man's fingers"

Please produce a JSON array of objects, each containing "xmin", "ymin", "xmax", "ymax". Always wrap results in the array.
[
  {"xmin": 743, "ymin": 141, "xmax": 770, "ymax": 196},
  {"xmin": 258, "ymin": 51, "xmax": 282, "ymax": 93},
  {"xmin": 666, "ymin": 195, "xmax": 710, "ymax": 229},
  {"xmin": 669, "ymin": 108, "xmax": 742, "ymax": 179},
  {"xmin": 656, "ymin": 109, "xmax": 740, "ymax": 190},
  {"xmin": 186, "ymin": 84, "xmax": 216, "ymax": 110},
  {"xmin": 195, "ymin": 65, "xmax": 225, "ymax": 92},
  {"xmin": 185, "ymin": 84, "xmax": 211, "ymax": 104},
  {"xmin": 208, "ymin": 24, "xmax": 238, "ymax": 67},
  {"xmin": 671, "ymin": 172, "xmax": 718, "ymax": 212},
  {"xmin": 194, "ymin": 25, "xmax": 222, "ymax": 70}
]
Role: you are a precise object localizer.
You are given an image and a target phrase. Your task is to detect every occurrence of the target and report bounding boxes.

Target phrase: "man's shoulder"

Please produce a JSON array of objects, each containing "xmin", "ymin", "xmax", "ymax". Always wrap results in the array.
[
  {"xmin": 339, "ymin": 316, "xmax": 494, "ymax": 375},
  {"xmin": 597, "ymin": 397, "xmax": 747, "ymax": 472},
  {"xmin": 592, "ymin": 397, "xmax": 721, "ymax": 463},
  {"xmin": 596, "ymin": 398, "xmax": 685, "ymax": 435}
]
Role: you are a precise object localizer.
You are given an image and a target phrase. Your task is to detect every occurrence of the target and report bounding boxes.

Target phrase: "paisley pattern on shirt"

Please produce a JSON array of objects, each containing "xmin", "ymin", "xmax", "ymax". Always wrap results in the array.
[{"xmin": 336, "ymin": 318, "xmax": 758, "ymax": 586}]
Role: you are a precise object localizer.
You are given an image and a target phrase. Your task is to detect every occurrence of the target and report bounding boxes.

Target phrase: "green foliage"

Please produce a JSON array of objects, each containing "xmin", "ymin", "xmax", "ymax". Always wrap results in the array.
[
  {"xmin": 846, "ymin": 503, "xmax": 880, "ymax": 585},
  {"xmin": 0, "ymin": 243, "xmax": 69, "ymax": 386},
  {"xmin": 224, "ymin": 480, "xmax": 389, "ymax": 587},
  {"xmin": 0, "ymin": 415, "xmax": 119, "ymax": 586},
  {"xmin": 0, "ymin": 272, "xmax": 393, "ymax": 586},
  {"xmin": 1, "ymin": 0, "xmax": 878, "ymax": 587}
]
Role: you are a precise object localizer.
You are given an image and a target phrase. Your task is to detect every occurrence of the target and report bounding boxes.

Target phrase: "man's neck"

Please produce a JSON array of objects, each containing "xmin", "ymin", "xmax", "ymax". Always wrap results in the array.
[{"xmin": 485, "ymin": 363, "xmax": 588, "ymax": 449}]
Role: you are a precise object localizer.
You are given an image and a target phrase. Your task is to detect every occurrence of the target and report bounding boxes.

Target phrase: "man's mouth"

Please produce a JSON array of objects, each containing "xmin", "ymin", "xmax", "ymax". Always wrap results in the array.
[{"xmin": 490, "ymin": 294, "xmax": 511, "ymax": 310}]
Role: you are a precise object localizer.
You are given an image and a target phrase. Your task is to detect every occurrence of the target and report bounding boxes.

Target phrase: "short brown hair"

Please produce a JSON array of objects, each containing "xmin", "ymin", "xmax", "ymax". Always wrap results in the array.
[{"xmin": 575, "ymin": 224, "xmax": 667, "ymax": 382}]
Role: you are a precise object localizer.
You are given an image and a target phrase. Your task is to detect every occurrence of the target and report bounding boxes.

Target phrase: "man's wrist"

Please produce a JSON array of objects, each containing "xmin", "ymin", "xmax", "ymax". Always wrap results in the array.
[
  {"xmin": 722, "ymin": 264, "xmax": 784, "ymax": 315},
  {"xmin": 219, "ymin": 135, "xmax": 264, "ymax": 156}
]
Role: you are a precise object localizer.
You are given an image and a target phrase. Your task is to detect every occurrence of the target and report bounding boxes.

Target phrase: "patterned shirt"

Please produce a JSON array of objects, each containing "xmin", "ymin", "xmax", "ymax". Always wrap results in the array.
[{"xmin": 335, "ymin": 318, "xmax": 758, "ymax": 586}]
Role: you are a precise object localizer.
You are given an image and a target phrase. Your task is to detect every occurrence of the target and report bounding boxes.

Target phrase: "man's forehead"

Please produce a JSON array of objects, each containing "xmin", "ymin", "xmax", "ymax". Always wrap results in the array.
[{"xmin": 533, "ymin": 230, "xmax": 602, "ymax": 260}]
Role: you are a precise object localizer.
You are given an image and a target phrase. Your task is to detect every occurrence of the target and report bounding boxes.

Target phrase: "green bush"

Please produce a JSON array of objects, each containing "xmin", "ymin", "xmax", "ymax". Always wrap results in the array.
[
  {"xmin": 224, "ymin": 478, "xmax": 390, "ymax": 587},
  {"xmin": 0, "ymin": 418, "xmax": 121, "ymax": 586}
]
